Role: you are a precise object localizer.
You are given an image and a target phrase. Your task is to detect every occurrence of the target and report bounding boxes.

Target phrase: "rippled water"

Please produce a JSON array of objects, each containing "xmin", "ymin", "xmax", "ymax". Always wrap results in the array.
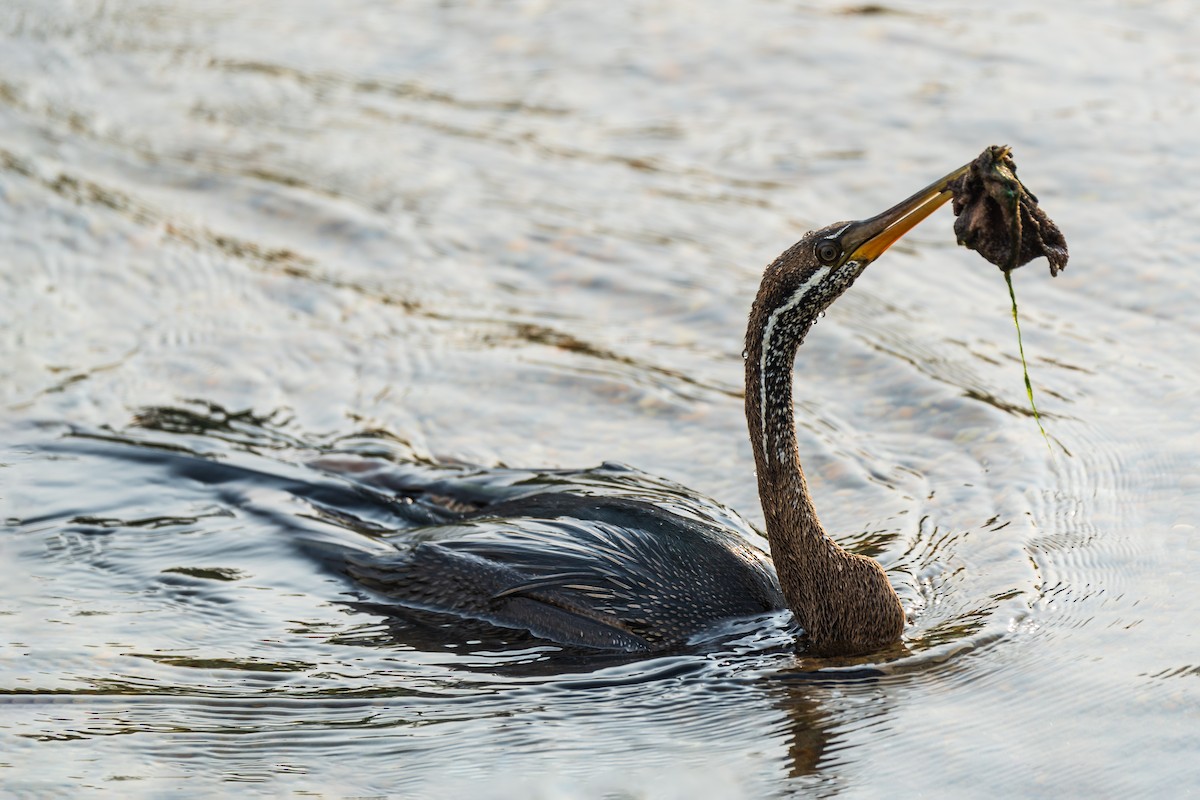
[{"xmin": 3, "ymin": 1, "xmax": 1199, "ymax": 797}]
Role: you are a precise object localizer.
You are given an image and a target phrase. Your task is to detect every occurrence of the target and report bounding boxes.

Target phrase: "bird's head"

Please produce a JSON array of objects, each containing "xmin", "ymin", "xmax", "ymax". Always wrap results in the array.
[{"xmin": 751, "ymin": 162, "xmax": 973, "ymax": 337}]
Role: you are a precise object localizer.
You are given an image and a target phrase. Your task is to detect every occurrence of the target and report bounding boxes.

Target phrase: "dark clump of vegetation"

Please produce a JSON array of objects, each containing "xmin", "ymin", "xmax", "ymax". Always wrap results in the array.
[
  {"xmin": 949, "ymin": 145, "xmax": 1069, "ymax": 275},
  {"xmin": 950, "ymin": 145, "xmax": 1069, "ymax": 450}
]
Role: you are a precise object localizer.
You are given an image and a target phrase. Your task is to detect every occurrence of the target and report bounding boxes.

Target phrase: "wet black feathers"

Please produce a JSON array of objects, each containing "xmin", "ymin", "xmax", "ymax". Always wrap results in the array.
[
  {"xmin": 51, "ymin": 439, "xmax": 785, "ymax": 654},
  {"xmin": 344, "ymin": 490, "xmax": 785, "ymax": 652}
]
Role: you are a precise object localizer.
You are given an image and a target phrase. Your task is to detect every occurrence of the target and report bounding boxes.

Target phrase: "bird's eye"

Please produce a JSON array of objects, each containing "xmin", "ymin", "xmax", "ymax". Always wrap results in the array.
[{"xmin": 816, "ymin": 240, "xmax": 841, "ymax": 264}]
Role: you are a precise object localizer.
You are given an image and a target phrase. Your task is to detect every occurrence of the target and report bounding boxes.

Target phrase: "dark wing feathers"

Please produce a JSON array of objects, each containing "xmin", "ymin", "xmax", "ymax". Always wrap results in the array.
[
  {"xmin": 341, "ymin": 490, "xmax": 784, "ymax": 651},
  {"xmin": 343, "ymin": 543, "xmax": 652, "ymax": 652},
  {"xmin": 45, "ymin": 442, "xmax": 781, "ymax": 654}
]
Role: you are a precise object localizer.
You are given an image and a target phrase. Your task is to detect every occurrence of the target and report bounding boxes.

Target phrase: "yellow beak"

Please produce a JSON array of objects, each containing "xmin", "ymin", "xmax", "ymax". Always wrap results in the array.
[{"xmin": 841, "ymin": 162, "xmax": 972, "ymax": 264}]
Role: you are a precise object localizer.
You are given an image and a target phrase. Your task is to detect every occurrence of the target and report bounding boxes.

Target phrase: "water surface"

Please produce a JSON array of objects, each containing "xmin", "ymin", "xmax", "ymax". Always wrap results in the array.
[{"xmin": 3, "ymin": 1, "xmax": 1199, "ymax": 797}]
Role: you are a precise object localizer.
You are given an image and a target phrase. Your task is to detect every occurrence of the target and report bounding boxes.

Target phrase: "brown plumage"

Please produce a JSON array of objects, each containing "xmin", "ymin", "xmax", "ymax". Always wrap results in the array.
[
  {"xmin": 739, "ymin": 164, "xmax": 973, "ymax": 656},
  {"xmin": 743, "ymin": 225, "xmax": 907, "ymax": 656}
]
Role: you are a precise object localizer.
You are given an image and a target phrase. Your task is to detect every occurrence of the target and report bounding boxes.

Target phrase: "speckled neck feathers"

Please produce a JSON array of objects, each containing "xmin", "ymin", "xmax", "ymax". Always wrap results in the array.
[{"xmin": 743, "ymin": 226, "xmax": 905, "ymax": 657}]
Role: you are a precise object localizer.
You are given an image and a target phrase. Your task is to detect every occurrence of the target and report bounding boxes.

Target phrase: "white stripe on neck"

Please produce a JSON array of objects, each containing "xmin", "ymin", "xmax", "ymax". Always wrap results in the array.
[{"xmin": 758, "ymin": 265, "xmax": 831, "ymax": 465}]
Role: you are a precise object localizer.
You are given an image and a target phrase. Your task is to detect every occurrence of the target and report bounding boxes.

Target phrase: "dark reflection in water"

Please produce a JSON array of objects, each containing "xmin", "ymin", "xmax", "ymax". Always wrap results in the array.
[{"xmin": 769, "ymin": 670, "xmax": 889, "ymax": 783}]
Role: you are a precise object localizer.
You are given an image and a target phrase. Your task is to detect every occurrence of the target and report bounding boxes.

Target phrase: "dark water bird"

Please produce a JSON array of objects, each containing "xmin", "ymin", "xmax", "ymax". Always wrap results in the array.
[{"xmin": 308, "ymin": 161, "xmax": 974, "ymax": 658}]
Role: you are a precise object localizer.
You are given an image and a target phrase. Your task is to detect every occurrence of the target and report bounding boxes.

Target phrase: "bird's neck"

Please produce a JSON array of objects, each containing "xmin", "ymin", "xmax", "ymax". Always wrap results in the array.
[
  {"xmin": 743, "ymin": 300, "xmax": 906, "ymax": 656},
  {"xmin": 743, "ymin": 313, "xmax": 836, "ymax": 589}
]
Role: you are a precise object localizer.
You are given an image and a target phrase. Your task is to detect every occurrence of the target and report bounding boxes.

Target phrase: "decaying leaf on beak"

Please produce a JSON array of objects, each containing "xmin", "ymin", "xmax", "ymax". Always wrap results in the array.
[{"xmin": 949, "ymin": 145, "xmax": 1069, "ymax": 276}]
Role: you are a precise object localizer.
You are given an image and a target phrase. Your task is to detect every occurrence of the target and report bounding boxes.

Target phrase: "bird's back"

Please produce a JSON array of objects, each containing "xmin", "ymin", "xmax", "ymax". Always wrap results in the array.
[{"xmin": 327, "ymin": 462, "xmax": 786, "ymax": 652}]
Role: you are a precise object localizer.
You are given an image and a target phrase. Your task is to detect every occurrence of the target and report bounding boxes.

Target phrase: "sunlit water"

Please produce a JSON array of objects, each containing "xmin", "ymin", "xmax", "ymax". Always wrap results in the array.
[{"xmin": 2, "ymin": 1, "xmax": 1199, "ymax": 797}]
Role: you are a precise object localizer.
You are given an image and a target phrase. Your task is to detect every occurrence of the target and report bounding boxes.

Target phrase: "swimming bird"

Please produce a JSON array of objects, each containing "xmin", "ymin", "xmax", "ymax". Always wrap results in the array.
[{"xmin": 328, "ymin": 161, "xmax": 972, "ymax": 658}]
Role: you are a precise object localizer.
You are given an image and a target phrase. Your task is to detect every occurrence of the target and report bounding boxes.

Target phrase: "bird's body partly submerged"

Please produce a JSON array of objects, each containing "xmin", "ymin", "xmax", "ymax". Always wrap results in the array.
[
  {"xmin": 324, "ymin": 462, "xmax": 786, "ymax": 653},
  {"xmin": 318, "ymin": 160, "xmax": 977, "ymax": 658}
]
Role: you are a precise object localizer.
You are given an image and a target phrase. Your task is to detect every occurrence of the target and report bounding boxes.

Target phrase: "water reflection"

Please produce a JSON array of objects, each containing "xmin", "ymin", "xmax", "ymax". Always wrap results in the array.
[{"xmin": 770, "ymin": 670, "xmax": 890, "ymax": 782}]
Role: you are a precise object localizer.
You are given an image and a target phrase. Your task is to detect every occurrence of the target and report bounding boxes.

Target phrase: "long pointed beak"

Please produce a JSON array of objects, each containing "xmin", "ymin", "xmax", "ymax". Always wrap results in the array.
[{"xmin": 841, "ymin": 162, "xmax": 972, "ymax": 264}]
